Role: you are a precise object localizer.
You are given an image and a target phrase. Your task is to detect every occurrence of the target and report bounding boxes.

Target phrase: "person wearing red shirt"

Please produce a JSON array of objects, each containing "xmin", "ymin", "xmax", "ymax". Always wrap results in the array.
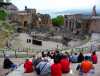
[
  {"xmin": 80, "ymin": 56, "xmax": 93, "ymax": 73},
  {"xmin": 60, "ymin": 55, "xmax": 70, "ymax": 73},
  {"xmin": 24, "ymin": 59, "xmax": 33, "ymax": 73},
  {"xmin": 91, "ymin": 51, "xmax": 97, "ymax": 64},
  {"xmin": 51, "ymin": 58, "xmax": 62, "ymax": 76}
]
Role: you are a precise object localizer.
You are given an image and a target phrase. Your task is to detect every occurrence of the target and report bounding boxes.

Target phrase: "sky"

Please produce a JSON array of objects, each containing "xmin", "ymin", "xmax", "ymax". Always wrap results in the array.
[{"xmin": 10, "ymin": 0, "xmax": 100, "ymax": 17}]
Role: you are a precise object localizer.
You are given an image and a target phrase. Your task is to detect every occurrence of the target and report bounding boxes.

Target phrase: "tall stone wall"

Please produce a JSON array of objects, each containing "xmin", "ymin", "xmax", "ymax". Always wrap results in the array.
[{"xmin": 89, "ymin": 19, "xmax": 100, "ymax": 33}]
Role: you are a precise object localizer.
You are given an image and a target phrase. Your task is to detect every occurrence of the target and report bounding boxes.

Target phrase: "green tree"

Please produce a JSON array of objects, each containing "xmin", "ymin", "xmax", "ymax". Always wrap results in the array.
[
  {"xmin": 0, "ymin": 9, "xmax": 8, "ymax": 20},
  {"xmin": 52, "ymin": 15, "xmax": 64, "ymax": 26}
]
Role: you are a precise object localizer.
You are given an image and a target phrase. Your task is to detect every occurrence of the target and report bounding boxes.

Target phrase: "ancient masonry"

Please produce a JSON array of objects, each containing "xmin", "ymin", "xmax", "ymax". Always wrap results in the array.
[{"xmin": 64, "ymin": 5, "xmax": 100, "ymax": 34}]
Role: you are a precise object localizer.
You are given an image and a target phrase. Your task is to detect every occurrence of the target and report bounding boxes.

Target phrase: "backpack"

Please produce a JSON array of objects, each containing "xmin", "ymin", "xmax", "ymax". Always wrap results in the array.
[{"xmin": 36, "ymin": 63, "xmax": 47, "ymax": 75}]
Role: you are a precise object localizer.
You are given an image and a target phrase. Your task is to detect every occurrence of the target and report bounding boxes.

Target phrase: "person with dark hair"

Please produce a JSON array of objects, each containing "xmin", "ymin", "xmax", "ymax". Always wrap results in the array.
[
  {"xmin": 76, "ymin": 56, "xmax": 94, "ymax": 76},
  {"xmin": 71, "ymin": 53, "xmax": 78, "ymax": 63},
  {"xmin": 91, "ymin": 51, "xmax": 97, "ymax": 64},
  {"xmin": 60, "ymin": 55, "xmax": 70, "ymax": 73},
  {"xmin": 51, "ymin": 58, "xmax": 62, "ymax": 76},
  {"xmin": 80, "ymin": 56, "xmax": 93, "ymax": 73},
  {"xmin": 47, "ymin": 51, "xmax": 50, "ymax": 57},
  {"xmin": 65, "ymin": 52, "xmax": 70, "ymax": 59},
  {"xmin": 33, "ymin": 57, "xmax": 42, "ymax": 68},
  {"xmin": 42, "ymin": 51, "xmax": 46, "ymax": 58},
  {"xmin": 3, "ymin": 56, "xmax": 17, "ymax": 69},
  {"xmin": 78, "ymin": 52, "xmax": 84, "ymax": 63},
  {"xmin": 24, "ymin": 59, "xmax": 33, "ymax": 73},
  {"xmin": 54, "ymin": 51, "xmax": 62, "ymax": 62}
]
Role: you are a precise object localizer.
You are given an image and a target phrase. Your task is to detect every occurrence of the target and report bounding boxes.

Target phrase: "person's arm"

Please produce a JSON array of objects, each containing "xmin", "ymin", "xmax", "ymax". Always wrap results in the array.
[{"xmin": 36, "ymin": 62, "xmax": 41, "ymax": 68}]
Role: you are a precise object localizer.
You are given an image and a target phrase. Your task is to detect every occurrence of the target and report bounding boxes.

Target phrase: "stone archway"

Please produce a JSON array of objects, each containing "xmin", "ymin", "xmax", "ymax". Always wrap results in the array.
[{"xmin": 24, "ymin": 21, "xmax": 28, "ymax": 27}]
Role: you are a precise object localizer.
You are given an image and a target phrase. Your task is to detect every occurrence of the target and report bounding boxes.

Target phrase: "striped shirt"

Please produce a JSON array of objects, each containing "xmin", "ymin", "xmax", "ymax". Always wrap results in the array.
[{"xmin": 36, "ymin": 61, "xmax": 50, "ymax": 76}]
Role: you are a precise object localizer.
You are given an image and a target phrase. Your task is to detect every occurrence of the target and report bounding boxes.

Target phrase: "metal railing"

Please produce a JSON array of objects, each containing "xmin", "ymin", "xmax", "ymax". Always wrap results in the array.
[{"xmin": 0, "ymin": 39, "xmax": 100, "ymax": 58}]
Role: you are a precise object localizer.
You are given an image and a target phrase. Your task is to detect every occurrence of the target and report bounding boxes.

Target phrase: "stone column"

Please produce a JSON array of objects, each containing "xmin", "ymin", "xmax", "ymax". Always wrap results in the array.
[
  {"xmin": 70, "ymin": 21, "xmax": 72, "ymax": 31},
  {"xmin": 64, "ymin": 18, "xmax": 67, "ymax": 27},
  {"xmin": 67, "ymin": 20, "xmax": 70, "ymax": 30},
  {"xmin": 69, "ymin": 20, "xmax": 71, "ymax": 31},
  {"xmin": 74, "ymin": 20, "xmax": 76, "ymax": 29},
  {"xmin": 72, "ymin": 21, "xmax": 74, "ymax": 32}
]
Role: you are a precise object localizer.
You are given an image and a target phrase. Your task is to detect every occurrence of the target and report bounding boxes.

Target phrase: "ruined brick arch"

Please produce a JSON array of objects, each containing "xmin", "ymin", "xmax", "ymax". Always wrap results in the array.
[{"xmin": 24, "ymin": 21, "xmax": 28, "ymax": 27}]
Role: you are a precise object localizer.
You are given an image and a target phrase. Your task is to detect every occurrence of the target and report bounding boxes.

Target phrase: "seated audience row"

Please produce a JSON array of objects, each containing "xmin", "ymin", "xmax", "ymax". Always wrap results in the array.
[{"xmin": 23, "ymin": 51, "xmax": 97, "ymax": 76}]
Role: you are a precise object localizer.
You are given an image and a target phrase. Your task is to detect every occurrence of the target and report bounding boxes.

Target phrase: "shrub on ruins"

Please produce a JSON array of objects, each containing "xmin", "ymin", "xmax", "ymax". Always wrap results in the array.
[
  {"xmin": 52, "ymin": 15, "xmax": 64, "ymax": 26},
  {"xmin": 0, "ymin": 9, "xmax": 8, "ymax": 20}
]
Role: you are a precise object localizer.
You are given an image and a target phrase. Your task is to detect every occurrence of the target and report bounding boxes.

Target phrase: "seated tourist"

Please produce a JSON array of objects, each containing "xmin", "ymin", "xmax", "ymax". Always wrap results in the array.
[
  {"xmin": 24, "ymin": 59, "xmax": 33, "ymax": 73},
  {"xmin": 3, "ymin": 56, "xmax": 17, "ymax": 69},
  {"xmin": 80, "ymin": 56, "xmax": 93, "ymax": 73},
  {"xmin": 43, "ymin": 53, "xmax": 54, "ymax": 66},
  {"xmin": 60, "ymin": 55, "xmax": 70, "ymax": 73},
  {"xmin": 78, "ymin": 52, "xmax": 84, "ymax": 63},
  {"xmin": 91, "ymin": 51, "xmax": 97, "ymax": 64},
  {"xmin": 51, "ymin": 57, "xmax": 62, "ymax": 76},
  {"xmin": 65, "ymin": 52, "xmax": 70, "ymax": 60},
  {"xmin": 33, "ymin": 56, "xmax": 42, "ymax": 69},
  {"xmin": 54, "ymin": 51, "xmax": 62, "ymax": 62},
  {"xmin": 36, "ymin": 59, "xmax": 50, "ymax": 76},
  {"xmin": 71, "ymin": 53, "xmax": 78, "ymax": 63}
]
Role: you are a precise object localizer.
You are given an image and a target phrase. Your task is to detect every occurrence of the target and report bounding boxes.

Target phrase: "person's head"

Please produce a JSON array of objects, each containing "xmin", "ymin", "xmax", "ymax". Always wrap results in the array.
[
  {"xmin": 75, "ymin": 53, "xmax": 77, "ymax": 55},
  {"xmin": 42, "ymin": 51, "xmax": 44, "ymax": 55},
  {"xmin": 84, "ymin": 56, "xmax": 89, "ymax": 60},
  {"xmin": 42, "ymin": 51, "xmax": 47, "ymax": 57},
  {"xmin": 55, "ymin": 50, "xmax": 59, "ymax": 54},
  {"xmin": 79, "ymin": 52, "xmax": 83, "ymax": 56},
  {"xmin": 54, "ymin": 57, "xmax": 60, "ymax": 64},
  {"xmin": 92, "ymin": 51, "xmax": 96, "ymax": 55},
  {"xmin": 26, "ymin": 59, "xmax": 29, "ymax": 62},
  {"xmin": 65, "ymin": 52, "xmax": 69, "ymax": 55},
  {"xmin": 32, "ymin": 55, "xmax": 35, "ymax": 58},
  {"xmin": 47, "ymin": 51, "xmax": 50, "ymax": 56}
]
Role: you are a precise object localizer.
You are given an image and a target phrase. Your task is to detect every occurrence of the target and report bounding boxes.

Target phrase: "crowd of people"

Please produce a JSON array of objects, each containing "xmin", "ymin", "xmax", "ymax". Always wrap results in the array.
[{"xmin": 23, "ymin": 50, "xmax": 98, "ymax": 76}]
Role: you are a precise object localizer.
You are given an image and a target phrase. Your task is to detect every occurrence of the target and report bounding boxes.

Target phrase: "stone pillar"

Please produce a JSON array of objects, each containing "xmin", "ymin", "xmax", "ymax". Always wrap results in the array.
[
  {"xmin": 68, "ymin": 20, "xmax": 70, "ymax": 30},
  {"xmin": 74, "ymin": 20, "xmax": 76, "ymax": 29},
  {"xmin": 64, "ymin": 18, "xmax": 67, "ymax": 27},
  {"xmin": 69, "ymin": 20, "xmax": 71, "ymax": 31},
  {"xmin": 70, "ymin": 21, "xmax": 72, "ymax": 31},
  {"xmin": 71, "ymin": 21, "xmax": 74, "ymax": 32}
]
